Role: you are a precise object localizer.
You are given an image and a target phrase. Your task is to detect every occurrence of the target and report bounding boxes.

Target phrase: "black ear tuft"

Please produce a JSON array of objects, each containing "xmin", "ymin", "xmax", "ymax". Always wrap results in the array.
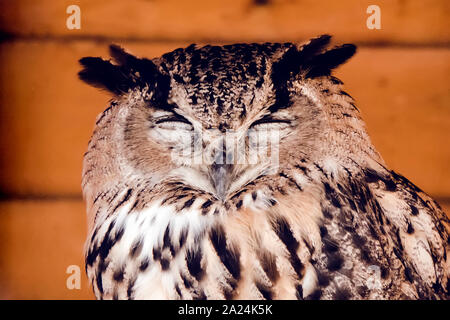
[
  {"xmin": 305, "ymin": 44, "xmax": 357, "ymax": 78},
  {"xmin": 297, "ymin": 34, "xmax": 332, "ymax": 62},
  {"xmin": 78, "ymin": 46, "xmax": 161, "ymax": 96},
  {"xmin": 271, "ymin": 35, "xmax": 356, "ymax": 85},
  {"xmin": 110, "ymin": 45, "xmax": 161, "ymax": 85},
  {"xmin": 272, "ymin": 34, "xmax": 332, "ymax": 84},
  {"xmin": 109, "ymin": 45, "xmax": 147, "ymax": 72},
  {"xmin": 109, "ymin": 44, "xmax": 136, "ymax": 66},
  {"xmin": 78, "ymin": 57, "xmax": 132, "ymax": 95},
  {"xmin": 270, "ymin": 35, "xmax": 334, "ymax": 109}
]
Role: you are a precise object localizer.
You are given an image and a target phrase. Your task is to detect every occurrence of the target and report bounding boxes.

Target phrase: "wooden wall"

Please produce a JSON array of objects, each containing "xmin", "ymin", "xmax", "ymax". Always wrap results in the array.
[{"xmin": 0, "ymin": 0, "xmax": 448, "ymax": 299}]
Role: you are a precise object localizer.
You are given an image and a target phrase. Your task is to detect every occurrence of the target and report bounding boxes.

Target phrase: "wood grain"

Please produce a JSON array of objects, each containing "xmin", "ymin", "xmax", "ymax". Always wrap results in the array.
[
  {"xmin": 0, "ymin": 200, "xmax": 94, "ymax": 299},
  {"xmin": 0, "ymin": 0, "xmax": 448, "ymax": 45}
]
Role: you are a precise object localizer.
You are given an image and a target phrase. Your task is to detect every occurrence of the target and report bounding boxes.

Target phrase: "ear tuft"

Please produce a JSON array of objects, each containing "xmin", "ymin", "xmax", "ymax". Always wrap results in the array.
[
  {"xmin": 297, "ymin": 34, "xmax": 332, "ymax": 61},
  {"xmin": 305, "ymin": 43, "xmax": 357, "ymax": 78},
  {"xmin": 110, "ymin": 44, "xmax": 161, "ymax": 87},
  {"xmin": 109, "ymin": 44, "xmax": 139, "ymax": 67},
  {"xmin": 78, "ymin": 45, "xmax": 161, "ymax": 96},
  {"xmin": 272, "ymin": 34, "xmax": 332, "ymax": 82},
  {"xmin": 271, "ymin": 35, "xmax": 356, "ymax": 85},
  {"xmin": 78, "ymin": 57, "xmax": 132, "ymax": 95}
]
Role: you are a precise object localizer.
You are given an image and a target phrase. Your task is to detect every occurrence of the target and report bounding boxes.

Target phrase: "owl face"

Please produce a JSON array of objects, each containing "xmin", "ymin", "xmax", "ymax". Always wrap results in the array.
[{"xmin": 80, "ymin": 36, "xmax": 361, "ymax": 201}]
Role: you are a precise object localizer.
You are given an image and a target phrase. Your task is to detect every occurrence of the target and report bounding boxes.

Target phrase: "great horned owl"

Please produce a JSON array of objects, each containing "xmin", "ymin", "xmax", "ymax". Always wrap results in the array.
[{"xmin": 79, "ymin": 35, "xmax": 449, "ymax": 300}]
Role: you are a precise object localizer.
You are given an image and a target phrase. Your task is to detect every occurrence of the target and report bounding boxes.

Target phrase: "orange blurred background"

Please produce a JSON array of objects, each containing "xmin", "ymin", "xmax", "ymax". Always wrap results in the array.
[{"xmin": 0, "ymin": 0, "xmax": 448, "ymax": 299}]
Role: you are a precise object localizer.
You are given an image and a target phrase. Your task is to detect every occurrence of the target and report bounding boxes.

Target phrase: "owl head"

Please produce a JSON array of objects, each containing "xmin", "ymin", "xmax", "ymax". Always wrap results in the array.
[{"xmin": 80, "ymin": 35, "xmax": 380, "ymax": 208}]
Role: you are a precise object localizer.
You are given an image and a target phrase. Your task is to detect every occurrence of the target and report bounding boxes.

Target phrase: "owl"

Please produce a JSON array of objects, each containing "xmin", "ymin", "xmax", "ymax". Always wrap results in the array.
[{"xmin": 79, "ymin": 35, "xmax": 449, "ymax": 300}]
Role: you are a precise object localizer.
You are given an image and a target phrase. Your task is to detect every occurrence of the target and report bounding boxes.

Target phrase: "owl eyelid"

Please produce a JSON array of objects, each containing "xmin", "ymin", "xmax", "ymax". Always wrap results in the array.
[
  {"xmin": 250, "ymin": 117, "xmax": 291, "ymax": 127},
  {"xmin": 155, "ymin": 113, "xmax": 192, "ymax": 125}
]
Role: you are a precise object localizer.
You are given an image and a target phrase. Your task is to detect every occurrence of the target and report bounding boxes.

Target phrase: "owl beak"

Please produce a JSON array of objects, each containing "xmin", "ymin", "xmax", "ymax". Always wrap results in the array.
[{"xmin": 210, "ymin": 151, "xmax": 232, "ymax": 201}]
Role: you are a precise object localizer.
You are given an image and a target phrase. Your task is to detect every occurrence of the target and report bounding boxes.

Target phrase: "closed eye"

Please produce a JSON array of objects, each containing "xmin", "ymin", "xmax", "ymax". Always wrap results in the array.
[
  {"xmin": 155, "ymin": 113, "xmax": 191, "ymax": 125},
  {"xmin": 154, "ymin": 113, "xmax": 193, "ymax": 130},
  {"xmin": 250, "ymin": 116, "xmax": 291, "ymax": 128}
]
